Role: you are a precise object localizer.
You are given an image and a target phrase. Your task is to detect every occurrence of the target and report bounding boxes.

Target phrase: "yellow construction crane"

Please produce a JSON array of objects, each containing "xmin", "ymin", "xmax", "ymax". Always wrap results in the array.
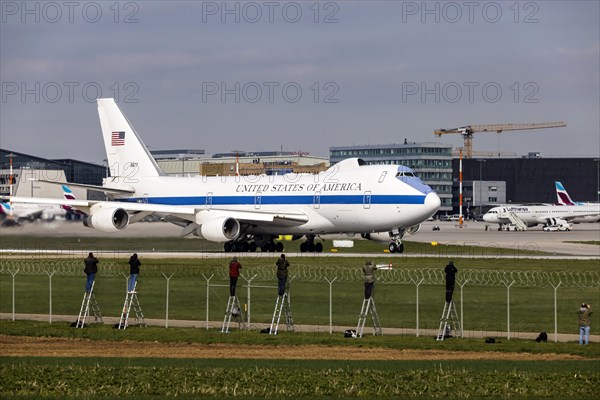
[{"xmin": 434, "ymin": 121, "xmax": 567, "ymax": 158}]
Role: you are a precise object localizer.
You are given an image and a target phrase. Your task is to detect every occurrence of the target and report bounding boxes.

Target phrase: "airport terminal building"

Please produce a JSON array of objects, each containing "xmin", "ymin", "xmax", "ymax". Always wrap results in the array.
[
  {"xmin": 329, "ymin": 142, "xmax": 453, "ymax": 213},
  {"xmin": 455, "ymin": 157, "xmax": 600, "ymax": 213}
]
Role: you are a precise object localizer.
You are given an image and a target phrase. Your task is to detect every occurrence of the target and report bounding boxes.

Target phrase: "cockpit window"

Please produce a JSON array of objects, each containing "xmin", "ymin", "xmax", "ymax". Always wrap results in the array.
[{"xmin": 396, "ymin": 171, "xmax": 416, "ymax": 178}]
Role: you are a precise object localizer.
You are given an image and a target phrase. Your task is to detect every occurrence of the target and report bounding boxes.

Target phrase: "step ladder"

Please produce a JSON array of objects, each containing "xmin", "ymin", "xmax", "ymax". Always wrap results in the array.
[
  {"xmin": 269, "ymin": 293, "xmax": 294, "ymax": 335},
  {"xmin": 75, "ymin": 280, "xmax": 103, "ymax": 328},
  {"xmin": 221, "ymin": 295, "xmax": 246, "ymax": 333},
  {"xmin": 118, "ymin": 283, "xmax": 147, "ymax": 329},
  {"xmin": 436, "ymin": 300, "xmax": 462, "ymax": 341},
  {"xmin": 356, "ymin": 297, "xmax": 382, "ymax": 338}
]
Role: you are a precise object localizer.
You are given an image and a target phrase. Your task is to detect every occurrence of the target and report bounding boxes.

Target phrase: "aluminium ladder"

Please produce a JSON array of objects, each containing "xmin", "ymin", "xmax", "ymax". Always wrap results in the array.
[
  {"xmin": 269, "ymin": 293, "xmax": 294, "ymax": 335},
  {"xmin": 436, "ymin": 300, "xmax": 462, "ymax": 341},
  {"xmin": 356, "ymin": 297, "xmax": 382, "ymax": 338},
  {"xmin": 118, "ymin": 282, "xmax": 147, "ymax": 329},
  {"xmin": 76, "ymin": 280, "xmax": 103, "ymax": 328},
  {"xmin": 221, "ymin": 295, "xmax": 246, "ymax": 333}
]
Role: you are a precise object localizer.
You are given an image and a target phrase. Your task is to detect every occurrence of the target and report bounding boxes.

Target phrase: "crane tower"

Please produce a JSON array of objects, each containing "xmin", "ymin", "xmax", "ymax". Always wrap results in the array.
[{"xmin": 434, "ymin": 121, "xmax": 566, "ymax": 158}]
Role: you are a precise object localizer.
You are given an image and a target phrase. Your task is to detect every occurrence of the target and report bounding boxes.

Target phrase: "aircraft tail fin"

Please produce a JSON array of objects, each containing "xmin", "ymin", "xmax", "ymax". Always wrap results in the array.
[
  {"xmin": 97, "ymin": 98, "xmax": 164, "ymax": 179},
  {"xmin": 555, "ymin": 181, "xmax": 575, "ymax": 205}
]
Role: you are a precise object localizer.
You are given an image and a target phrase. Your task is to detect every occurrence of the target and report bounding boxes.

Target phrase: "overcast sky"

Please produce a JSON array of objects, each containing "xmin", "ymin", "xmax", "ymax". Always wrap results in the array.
[{"xmin": 1, "ymin": 1, "xmax": 599, "ymax": 164}]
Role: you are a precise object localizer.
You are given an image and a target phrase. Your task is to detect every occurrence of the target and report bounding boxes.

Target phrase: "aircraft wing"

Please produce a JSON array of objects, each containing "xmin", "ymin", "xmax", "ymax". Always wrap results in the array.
[
  {"xmin": 4, "ymin": 197, "xmax": 309, "ymax": 229},
  {"xmin": 34, "ymin": 179, "xmax": 136, "ymax": 195}
]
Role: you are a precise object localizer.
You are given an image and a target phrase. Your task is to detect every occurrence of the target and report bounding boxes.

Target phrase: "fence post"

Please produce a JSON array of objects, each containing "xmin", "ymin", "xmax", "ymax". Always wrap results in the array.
[
  {"xmin": 121, "ymin": 272, "xmax": 129, "ymax": 292},
  {"xmin": 202, "ymin": 274, "xmax": 214, "ymax": 330},
  {"xmin": 413, "ymin": 278, "xmax": 424, "ymax": 337},
  {"xmin": 505, "ymin": 280, "xmax": 515, "ymax": 340},
  {"xmin": 325, "ymin": 277, "xmax": 338, "ymax": 334},
  {"xmin": 242, "ymin": 274, "xmax": 257, "ymax": 325},
  {"xmin": 9, "ymin": 269, "xmax": 19, "ymax": 321},
  {"xmin": 46, "ymin": 271, "xmax": 56, "ymax": 324},
  {"xmin": 459, "ymin": 279, "xmax": 469, "ymax": 338},
  {"xmin": 551, "ymin": 281, "xmax": 562, "ymax": 343},
  {"xmin": 162, "ymin": 273, "xmax": 174, "ymax": 328}
]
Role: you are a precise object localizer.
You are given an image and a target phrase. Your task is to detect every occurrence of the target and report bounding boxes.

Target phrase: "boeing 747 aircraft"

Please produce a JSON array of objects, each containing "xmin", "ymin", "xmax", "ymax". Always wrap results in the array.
[{"xmin": 6, "ymin": 99, "xmax": 441, "ymax": 252}]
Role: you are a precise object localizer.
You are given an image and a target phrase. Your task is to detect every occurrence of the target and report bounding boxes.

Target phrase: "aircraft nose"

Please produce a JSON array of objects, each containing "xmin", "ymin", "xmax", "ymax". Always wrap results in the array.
[
  {"xmin": 424, "ymin": 192, "xmax": 441, "ymax": 214},
  {"xmin": 482, "ymin": 213, "xmax": 492, "ymax": 222}
]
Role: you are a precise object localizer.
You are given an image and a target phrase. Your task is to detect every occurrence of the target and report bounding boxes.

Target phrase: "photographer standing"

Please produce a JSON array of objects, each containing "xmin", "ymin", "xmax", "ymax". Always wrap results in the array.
[
  {"xmin": 444, "ymin": 260, "xmax": 457, "ymax": 303},
  {"xmin": 363, "ymin": 260, "xmax": 376, "ymax": 299}
]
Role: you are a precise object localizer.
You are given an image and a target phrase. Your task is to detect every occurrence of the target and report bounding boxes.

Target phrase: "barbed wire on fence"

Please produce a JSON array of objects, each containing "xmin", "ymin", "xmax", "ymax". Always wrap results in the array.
[{"xmin": 0, "ymin": 259, "xmax": 598, "ymax": 288}]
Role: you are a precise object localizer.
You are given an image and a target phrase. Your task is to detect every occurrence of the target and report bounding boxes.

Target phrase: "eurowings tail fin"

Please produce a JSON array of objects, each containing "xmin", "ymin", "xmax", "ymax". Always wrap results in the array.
[
  {"xmin": 97, "ymin": 98, "xmax": 164, "ymax": 179},
  {"xmin": 555, "ymin": 181, "xmax": 575, "ymax": 205}
]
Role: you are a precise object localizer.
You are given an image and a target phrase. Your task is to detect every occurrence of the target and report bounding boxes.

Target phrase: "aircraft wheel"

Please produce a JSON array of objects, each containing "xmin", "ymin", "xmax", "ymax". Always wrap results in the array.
[
  {"xmin": 300, "ymin": 242, "xmax": 307, "ymax": 252},
  {"xmin": 306, "ymin": 241, "xmax": 315, "ymax": 252},
  {"xmin": 248, "ymin": 242, "xmax": 257, "ymax": 252},
  {"xmin": 240, "ymin": 242, "xmax": 249, "ymax": 252},
  {"xmin": 314, "ymin": 242, "xmax": 323, "ymax": 253},
  {"xmin": 261, "ymin": 244, "xmax": 269, "ymax": 252},
  {"xmin": 398, "ymin": 243, "xmax": 405, "ymax": 253},
  {"xmin": 268, "ymin": 242, "xmax": 276, "ymax": 252},
  {"xmin": 224, "ymin": 242, "xmax": 233, "ymax": 252},
  {"xmin": 388, "ymin": 242, "xmax": 398, "ymax": 253},
  {"xmin": 275, "ymin": 242, "xmax": 284, "ymax": 252}
]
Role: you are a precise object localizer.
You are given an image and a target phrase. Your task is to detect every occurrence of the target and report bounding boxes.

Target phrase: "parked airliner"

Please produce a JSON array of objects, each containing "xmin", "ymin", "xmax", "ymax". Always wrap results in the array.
[
  {"xmin": 0, "ymin": 185, "xmax": 75, "ymax": 224},
  {"xmin": 555, "ymin": 181, "xmax": 600, "ymax": 223},
  {"xmin": 482, "ymin": 203, "xmax": 600, "ymax": 229},
  {"xmin": 6, "ymin": 99, "xmax": 440, "ymax": 252}
]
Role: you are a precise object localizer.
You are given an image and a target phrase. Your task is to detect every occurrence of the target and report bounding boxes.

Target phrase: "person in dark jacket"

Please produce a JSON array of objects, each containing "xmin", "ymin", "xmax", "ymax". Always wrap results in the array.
[
  {"xmin": 83, "ymin": 252, "xmax": 99, "ymax": 292},
  {"xmin": 444, "ymin": 260, "xmax": 458, "ymax": 302},
  {"xmin": 363, "ymin": 260, "xmax": 376, "ymax": 299},
  {"xmin": 229, "ymin": 256, "xmax": 242, "ymax": 296},
  {"xmin": 128, "ymin": 253, "xmax": 141, "ymax": 293},
  {"xmin": 578, "ymin": 303, "xmax": 593, "ymax": 345},
  {"xmin": 276, "ymin": 254, "xmax": 290, "ymax": 296}
]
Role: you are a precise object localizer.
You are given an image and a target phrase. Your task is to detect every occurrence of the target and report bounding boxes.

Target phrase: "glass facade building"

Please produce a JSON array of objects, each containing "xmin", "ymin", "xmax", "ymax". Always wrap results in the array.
[{"xmin": 330, "ymin": 142, "xmax": 453, "ymax": 212}]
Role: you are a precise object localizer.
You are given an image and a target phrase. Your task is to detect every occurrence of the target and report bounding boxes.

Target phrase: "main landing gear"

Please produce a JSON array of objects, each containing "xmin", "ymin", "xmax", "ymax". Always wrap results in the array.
[
  {"xmin": 299, "ymin": 235, "xmax": 323, "ymax": 253},
  {"xmin": 223, "ymin": 235, "xmax": 284, "ymax": 253}
]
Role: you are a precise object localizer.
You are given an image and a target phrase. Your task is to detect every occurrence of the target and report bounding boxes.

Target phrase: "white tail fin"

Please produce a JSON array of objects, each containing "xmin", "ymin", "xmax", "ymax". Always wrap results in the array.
[{"xmin": 97, "ymin": 98, "xmax": 164, "ymax": 178}]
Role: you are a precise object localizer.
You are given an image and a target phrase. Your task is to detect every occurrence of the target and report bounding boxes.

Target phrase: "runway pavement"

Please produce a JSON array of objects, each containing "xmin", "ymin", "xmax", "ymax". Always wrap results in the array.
[{"xmin": 1, "ymin": 219, "xmax": 599, "ymax": 258}]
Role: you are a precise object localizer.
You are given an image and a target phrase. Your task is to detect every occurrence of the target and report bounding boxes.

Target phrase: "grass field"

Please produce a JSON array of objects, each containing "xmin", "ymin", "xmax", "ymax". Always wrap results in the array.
[
  {"xmin": 1, "ymin": 320, "xmax": 599, "ymax": 399},
  {"xmin": 1, "ymin": 256, "xmax": 599, "ymax": 334},
  {"xmin": 1, "ymin": 239, "xmax": 599, "ymax": 399}
]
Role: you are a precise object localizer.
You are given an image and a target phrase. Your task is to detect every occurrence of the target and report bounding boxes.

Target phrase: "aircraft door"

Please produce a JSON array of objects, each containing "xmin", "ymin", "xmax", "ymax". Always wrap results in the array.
[
  {"xmin": 363, "ymin": 191, "xmax": 372, "ymax": 209},
  {"xmin": 313, "ymin": 191, "xmax": 321, "ymax": 209},
  {"xmin": 255, "ymin": 192, "xmax": 262, "ymax": 209},
  {"xmin": 206, "ymin": 192, "xmax": 213, "ymax": 209}
]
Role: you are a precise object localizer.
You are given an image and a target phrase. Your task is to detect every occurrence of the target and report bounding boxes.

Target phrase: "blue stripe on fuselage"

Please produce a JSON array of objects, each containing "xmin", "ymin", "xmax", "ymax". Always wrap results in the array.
[{"xmin": 119, "ymin": 194, "xmax": 426, "ymax": 206}]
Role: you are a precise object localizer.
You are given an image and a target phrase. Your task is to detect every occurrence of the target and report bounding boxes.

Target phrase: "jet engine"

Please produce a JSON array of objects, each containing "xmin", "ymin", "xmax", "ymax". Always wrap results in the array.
[
  {"xmin": 200, "ymin": 217, "xmax": 241, "ymax": 242},
  {"xmin": 83, "ymin": 205, "xmax": 129, "ymax": 232},
  {"xmin": 361, "ymin": 224, "xmax": 421, "ymax": 243}
]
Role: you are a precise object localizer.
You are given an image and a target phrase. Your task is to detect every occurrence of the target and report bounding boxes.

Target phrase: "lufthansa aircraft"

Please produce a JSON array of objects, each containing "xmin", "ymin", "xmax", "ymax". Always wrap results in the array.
[
  {"xmin": 6, "ymin": 99, "xmax": 441, "ymax": 252},
  {"xmin": 482, "ymin": 203, "xmax": 600, "ymax": 229}
]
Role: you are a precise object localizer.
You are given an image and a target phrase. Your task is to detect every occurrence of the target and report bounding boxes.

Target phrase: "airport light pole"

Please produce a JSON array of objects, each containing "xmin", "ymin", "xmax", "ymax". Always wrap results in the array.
[{"xmin": 477, "ymin": 159, "xmax": 486, "ymax": 216}]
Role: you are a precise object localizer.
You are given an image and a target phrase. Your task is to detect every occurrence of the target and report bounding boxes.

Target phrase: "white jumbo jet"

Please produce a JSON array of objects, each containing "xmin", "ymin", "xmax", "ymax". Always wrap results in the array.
[
  {"xmin": 482, "ymin": 203, "xmax": 600, "ymax": 230},
  {"xmin": 6, "ymin": 98, "xmax": 441, "ymax": 253}
]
